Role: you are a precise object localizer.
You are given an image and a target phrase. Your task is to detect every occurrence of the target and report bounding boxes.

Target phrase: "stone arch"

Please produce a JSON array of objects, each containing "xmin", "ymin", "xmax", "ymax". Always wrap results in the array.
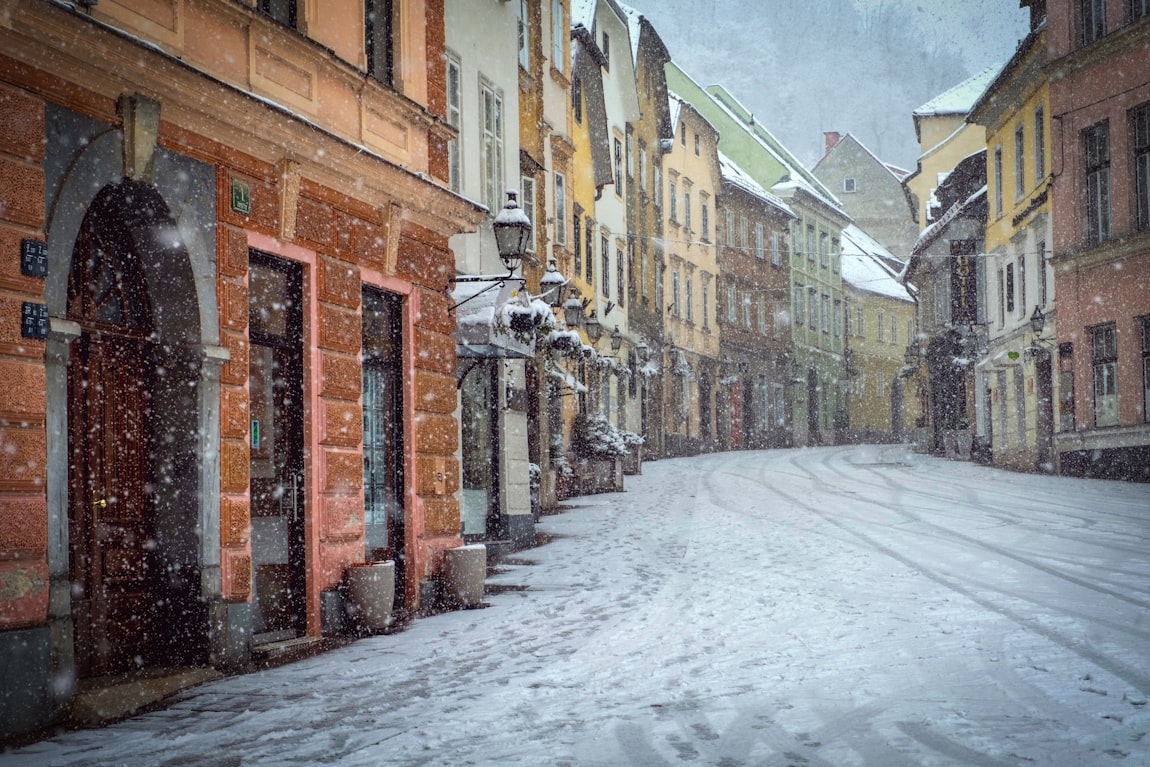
[{"xmin": 44, "ymin": 108, "xmax": 221, "ymax": 680}]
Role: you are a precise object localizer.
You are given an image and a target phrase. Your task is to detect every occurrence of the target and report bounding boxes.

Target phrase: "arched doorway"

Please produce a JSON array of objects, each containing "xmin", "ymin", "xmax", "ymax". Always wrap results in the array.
[{"xmin": 67, "ymin": 182, "xmax": 203, "ymax": 680}]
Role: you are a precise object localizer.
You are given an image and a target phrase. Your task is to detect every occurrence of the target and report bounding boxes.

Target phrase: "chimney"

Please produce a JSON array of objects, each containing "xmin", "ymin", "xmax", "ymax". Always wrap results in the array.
[{"xmin": 823, "ymin": 131, "xmax": 842, "ymax": 156}]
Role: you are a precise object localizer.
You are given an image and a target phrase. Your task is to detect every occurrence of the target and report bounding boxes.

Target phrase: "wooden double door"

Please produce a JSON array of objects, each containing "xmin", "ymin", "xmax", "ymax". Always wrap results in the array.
[{"xmin": 68, "ymin": 332, "xmax": 157, "ymax": 677}]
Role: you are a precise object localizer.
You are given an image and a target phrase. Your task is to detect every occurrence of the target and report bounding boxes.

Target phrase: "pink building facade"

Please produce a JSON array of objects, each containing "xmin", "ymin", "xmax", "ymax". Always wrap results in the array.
[{"xmin": 1046, "ymin": 0, "xmax": 1150, "ymax": 479}]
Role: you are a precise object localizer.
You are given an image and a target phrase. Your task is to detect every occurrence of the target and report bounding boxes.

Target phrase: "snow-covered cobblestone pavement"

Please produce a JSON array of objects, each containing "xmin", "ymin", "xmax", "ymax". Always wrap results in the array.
[{"xmin": 6, "ymin": 445, "xmax": 1150, "ymax": 766}]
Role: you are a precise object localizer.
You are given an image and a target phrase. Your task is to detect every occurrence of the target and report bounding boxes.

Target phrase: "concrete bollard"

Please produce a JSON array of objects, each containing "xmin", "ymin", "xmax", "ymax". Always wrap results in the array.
[{"xmin": 443, "ymin": 544, "xmax": 486, "ymax": 608}]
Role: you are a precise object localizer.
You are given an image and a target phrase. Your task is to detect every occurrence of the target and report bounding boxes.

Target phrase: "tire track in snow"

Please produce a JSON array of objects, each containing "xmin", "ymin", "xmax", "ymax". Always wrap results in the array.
[
  {"xmin": 785, "ymin": 448, "xmax": 1150, "ymax": 614},
  {"xmin": 753, "ymin": 454, "xmax": 1150, "ymax": 697}
]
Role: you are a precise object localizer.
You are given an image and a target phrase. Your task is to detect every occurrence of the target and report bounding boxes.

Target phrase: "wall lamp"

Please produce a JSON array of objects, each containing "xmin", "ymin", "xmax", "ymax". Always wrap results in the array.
[
  {"xmin": 1027, "ymin": 306, "xmax": 1054, "ymax": 356},
  {"xmin": 492, "ymin": 190, "xmax": 531, "ymax": 276},
  {"xmin": 447, "ymin": 190, "xmax": 532, "ymax": 315},
  {"xmin": 610, "ymin": 325, "xmax": 623, "ymax": 353}
]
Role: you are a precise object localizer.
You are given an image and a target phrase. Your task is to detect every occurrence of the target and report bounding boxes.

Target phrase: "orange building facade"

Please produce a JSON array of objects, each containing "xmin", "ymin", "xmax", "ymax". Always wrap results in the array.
[{"xmin": 0, "ymin": 0, "xmax": 481, "ymax": 738}]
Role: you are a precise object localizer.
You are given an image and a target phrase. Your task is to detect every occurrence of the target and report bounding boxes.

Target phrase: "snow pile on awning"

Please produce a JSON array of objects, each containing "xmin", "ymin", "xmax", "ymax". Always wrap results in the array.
[{"xmin": 451, "ymin": 276, "xmax": 533, "ymax": 359}]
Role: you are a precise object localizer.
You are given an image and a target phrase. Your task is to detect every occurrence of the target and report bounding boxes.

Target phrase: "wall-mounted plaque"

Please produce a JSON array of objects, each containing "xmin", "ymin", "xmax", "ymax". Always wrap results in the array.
[
  {"xmin": 21, "ymin": 239, "xmax": 47, "ymax": 278},
  {"xmin": 231, "ymin": 179, "xmax": 251, "ymax": 216},
  {"xmin": 21, "ymin": 302, "xmax": 48, "ymax": 339}
]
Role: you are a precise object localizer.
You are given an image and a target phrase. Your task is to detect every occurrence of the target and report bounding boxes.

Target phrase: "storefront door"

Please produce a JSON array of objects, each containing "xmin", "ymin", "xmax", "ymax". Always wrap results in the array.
[
  {"xmin": 362, "ymin": 288, "xmax": 405, "ymax": 604},
  {"xmin": 248, "ymin": 252, "xmax": 305, "ymax": 642}
]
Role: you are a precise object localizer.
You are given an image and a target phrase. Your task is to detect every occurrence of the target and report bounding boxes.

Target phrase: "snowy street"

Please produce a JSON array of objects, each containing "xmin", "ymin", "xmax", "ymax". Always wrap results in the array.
[{"xmin": 7, "ymin": 445, "xmax": 1150, "ymax": 766}]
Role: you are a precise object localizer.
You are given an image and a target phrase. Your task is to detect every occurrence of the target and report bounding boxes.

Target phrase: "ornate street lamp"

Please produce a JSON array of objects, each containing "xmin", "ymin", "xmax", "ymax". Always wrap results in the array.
[
  {"xmin": 610, "ymin": 325, "xmax": 623, "ymax": 353},
  {"xmin": 492, "ymin": 190, "xmax": 531, "ymax": 275},
  {"xmin": 540, "ymin": 257, "xmax": 568, "ymax": 308},
  {"xmin": 1029, "ymin": 305, "xmax": 1046, "ymax": 336},
  {"xmin": 636, "ymin": 339, "xmax": 649, "ymax": 362},
  {"xmin": 584, "ymin": 314, "xmax": 603, "ymax": 343},
  {"xmin": 563, "ymin": 296, "xmax": 586, "ymax": 328}
]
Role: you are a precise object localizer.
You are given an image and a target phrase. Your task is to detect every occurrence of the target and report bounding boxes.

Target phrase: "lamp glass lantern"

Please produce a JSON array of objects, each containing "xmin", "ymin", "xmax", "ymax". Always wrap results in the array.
[
  {"xmin": 563, "ymin": 296, "xmax": 585, "ymax": 328},
  {"xmin": 610, "ymin": 325, "xmax": 623, "ymax": 353},
  {"xmin": 492, "ymin": 190, "xmax": 531, "ymax": 275},
  {"xmin": 584, "ymin": 314, "xmax": 603, "ymax": 343},
  {"xmin": 636, "ymin": 339, "xmax": 649, "ymax": 362},
  {"xmin": 1029, "ymin": 305, "xmax": 1046, "ymax": 336},
  {"xmin": 540, "ymin": 257, "xmax": 568, "ymax": 308}
]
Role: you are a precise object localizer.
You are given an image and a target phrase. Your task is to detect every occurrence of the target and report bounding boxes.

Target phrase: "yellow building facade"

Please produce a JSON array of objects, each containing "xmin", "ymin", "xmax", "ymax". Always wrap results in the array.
[
  {"xmin": 662, "ymin": 94, "xmax": 722, "ymax": 454},
  {"xmin": 970, "ymin": 26, "xmax": 1057, "ymax": 473},
  {"xmin": 905, "ymin": 65, "xmax": 1002, "ymax": 230}
]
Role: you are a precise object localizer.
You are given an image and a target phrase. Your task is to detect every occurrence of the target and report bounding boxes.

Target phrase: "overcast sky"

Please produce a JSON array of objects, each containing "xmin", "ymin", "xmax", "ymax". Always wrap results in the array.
[{"xmin": 621, "ymin": 0, "xmax": 1031, "ymax": 168}]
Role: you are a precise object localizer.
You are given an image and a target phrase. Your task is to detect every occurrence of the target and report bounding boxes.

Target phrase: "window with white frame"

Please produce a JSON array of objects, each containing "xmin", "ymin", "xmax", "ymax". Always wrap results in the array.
[
  {"xmin": 686, "ymin": 275, "xmax": 694, "ymax": 323},
  {"xmin": 601, "ymin": 233, "xmax": 610, "ymax": 296},
  {"xmin": 617, "ymin": 246, "xmax": 625, "ymax": 306},
  {"xmin": 856, "ymin": 307, "xmax": 864, "ymax": 337},
  {"xmin": 553, "ymin": 173, "xmax": 565, "ymax": 246},
  {"xmin": 757, "ymin": 297, "xmax": 767, "ymax": 335},
  {"xmin": 819, "ymin": 231, "xmax": 829, "ymax": 268},
  {"xmin": 834, "ymin": 300, "xmax": 842, "ymax": 339},
  {"xmin": 742, "ymin": 292, "xmax": 752, "ymax": 328},
  {"xmin": 551, "ymin": 0, "xmax": 564, "ymax": 69},
  {"xmin": 521, "ymin": 176, "xmax": 536, "ymax": 253},
  {"xmin": 1006, "ymin": 262, "xmax": 1016, "ymax": 314},
  {"xmin": 614, "ymin": 137, "xmax": 623, "ymax": 195},
  {"xmin": 672, "ymin": 270, "xmax": 681, "ymax": 316},
  {"xmin": 517, "ymin": 0, "xmax": 530, "ymax": 70},
  {"xmin": 726, "ymin": 208, "xmax": 736, "ymax": 246},
  {"xmin": 1080, "ymin": 0, "xmax": 1105, "ymax": 46},
  {"xmin": 739, "ymin": 215, "xmax": 749, "ymax": 251},
  {"xmin": 1092, "ymin": 322, "xmax": 1118, "ymax": 426},
  {"xmin": 684, "ymin": 189, "xmax": 692, "ymax": 232},
  {"xmin": 1135, "ymin": 103, "xmax": 1150, "ymax": 231},
  {"xmin": 446, "ymin": 54, "xmax": 462, "ymax": 193},
  {"xmin": 755, "ymin": 222, "xmax": 765, "ymax": 260},
  {"xmin": 653, "ymin": 164, "xmax": 662, "ymax": 209},
  {"xmin": 639, "ymin": 143, "xmax": 648, "ymax": 192},
  {"xmin": 770, "ymin": 230, "xmax": 780, "ymax": 266},
  {"xmin": 1018, "ymin": 254, "xmax": 1027, "ymax": 315},
  {"xmin": 794, "ymin": 284, "xmax": 804, "ymax": 325},
  {"xmin": 877, "ymin": 310, "xmax": 885, "ymax": 341},
  {"xmin": 626, "ymin": 133, "xmax": 634, "ymax": 179},
  {"xmin": 701, "ymin": 199, "xmax": 710, "ymax": 241},
  {"xmin": 480, "ymin": 82, "xmax": 504, "ymax": 213},
  {"xmin": 993, "ymin": 145, "xmax": 1003, "ymax": 217},
  {"xmin": 822, "ymin": 295, "xmax": 830, "ymax": 334},
  {"xmin": 669, "ymin": 178, "xmax": 678, "ymax": 222},
  {"xmin": 1015, "ymin": 123, "xmax": 1026, "ymax": 199},
  {"xmin": 1085, "ymin": 121, "xmax": 1111, "ymax": 243},
  {"xmin": 728, "ymin": 284, "xmax": 738, "ymax": 324},
  {"xmin": 1034, "ymin": 104, "xmax": 1046, "ymax": 186},
  {"xmin": 702, "ymin": 282, "xmax": 709, "ymax": 329},
  {"xmin": 1141, "ymin": 316, "xmax": 1150, "ymax": 422}
]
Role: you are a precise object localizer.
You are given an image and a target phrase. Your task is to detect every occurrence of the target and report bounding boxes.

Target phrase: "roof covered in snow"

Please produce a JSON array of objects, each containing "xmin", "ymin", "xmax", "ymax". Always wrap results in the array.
[
  {"xmin": 571, "ymin": 0, "xmax": 597, "ymax": 28},
  {"xmin": 719, "ymin": 151, "xmax": 794, "ymax": 216},
  {"xmin": 840, "ymin": 225, "xmax": 914, "ymax": 302},
  {"xmin": 913, "ymin": 63, "xmax": 1004, "ymax": 118}
]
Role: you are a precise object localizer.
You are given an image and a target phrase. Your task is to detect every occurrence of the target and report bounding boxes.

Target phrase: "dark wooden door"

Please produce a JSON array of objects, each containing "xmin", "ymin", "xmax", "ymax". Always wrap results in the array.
[{"xmin": 68, "ymin": 333, "xmax": 155, "ymax": 677}]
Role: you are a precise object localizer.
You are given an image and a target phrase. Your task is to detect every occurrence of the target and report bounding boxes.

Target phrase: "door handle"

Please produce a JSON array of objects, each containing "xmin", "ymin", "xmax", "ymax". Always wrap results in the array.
[{"xmin": 93, "ymin": 497, "xmax": 106, "ymax": 524}]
